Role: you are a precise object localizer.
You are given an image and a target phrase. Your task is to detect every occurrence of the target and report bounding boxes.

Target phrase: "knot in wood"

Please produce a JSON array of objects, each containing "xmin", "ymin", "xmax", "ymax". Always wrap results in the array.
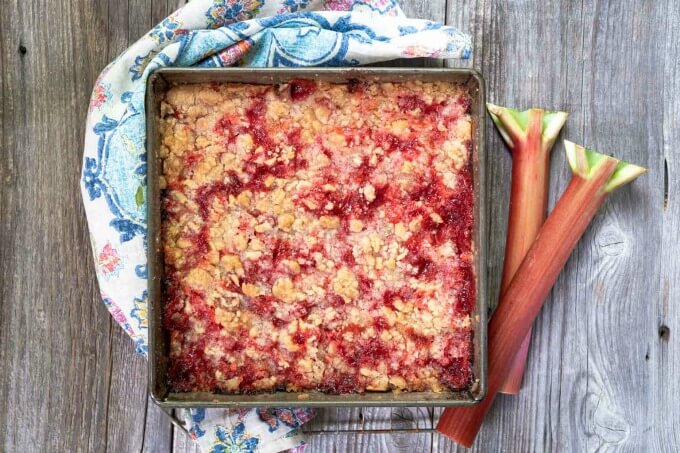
[{"xmin": 597, "ymin": 228, "xmax": 626, "ymax": 257}]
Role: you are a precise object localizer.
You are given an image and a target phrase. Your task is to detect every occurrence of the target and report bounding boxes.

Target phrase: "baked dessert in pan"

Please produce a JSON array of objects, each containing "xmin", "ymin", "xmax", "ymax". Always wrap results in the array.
[{"xmin": 159, "ymin": 79, "xmax": 475, "ymax": 394}]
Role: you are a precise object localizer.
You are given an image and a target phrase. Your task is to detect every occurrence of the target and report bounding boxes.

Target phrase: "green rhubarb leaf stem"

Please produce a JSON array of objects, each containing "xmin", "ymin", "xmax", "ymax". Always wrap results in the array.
[
  {"xmin": 565, "ymin": 140, "xmax": 647, "ymax": 192},
  {"xmin": 436, "ymin": 142, "xmax": 645, "ymax": 447}
]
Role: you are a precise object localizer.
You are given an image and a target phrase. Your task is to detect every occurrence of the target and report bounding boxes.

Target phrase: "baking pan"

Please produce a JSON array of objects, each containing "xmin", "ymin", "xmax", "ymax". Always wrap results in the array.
[{"xmin": 147, "ymin": 67, "xmax": 487, "ymax": 408}]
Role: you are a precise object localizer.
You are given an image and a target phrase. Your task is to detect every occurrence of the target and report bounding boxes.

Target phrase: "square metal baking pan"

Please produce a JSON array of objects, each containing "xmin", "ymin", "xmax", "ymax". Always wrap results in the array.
[{"xmin": 146, "ymin": 67, "xmax": 487, "ymax": 408}]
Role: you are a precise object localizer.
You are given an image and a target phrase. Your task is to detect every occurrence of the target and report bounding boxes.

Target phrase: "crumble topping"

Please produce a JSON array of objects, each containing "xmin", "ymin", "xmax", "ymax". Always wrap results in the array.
[{"xmin": 160, "ymin": 79, "xmax": 476, "ymax": 394}]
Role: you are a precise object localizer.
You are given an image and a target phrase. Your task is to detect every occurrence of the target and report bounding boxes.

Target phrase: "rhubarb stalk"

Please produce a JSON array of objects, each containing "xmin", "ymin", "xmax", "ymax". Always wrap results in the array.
[
  {"xmin": 487, "ymin": 103, "xmax": 568, "ymax": 394},
  {"xmin": 436, "ymin": 141, "xmax": 646, "ymax": 447}
]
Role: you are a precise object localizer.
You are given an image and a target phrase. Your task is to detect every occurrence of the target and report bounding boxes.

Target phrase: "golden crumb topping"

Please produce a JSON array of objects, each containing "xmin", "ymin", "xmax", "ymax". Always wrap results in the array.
[{"xmin": 161, "ymin": 79, "xmax": 475, "ymax": 394}]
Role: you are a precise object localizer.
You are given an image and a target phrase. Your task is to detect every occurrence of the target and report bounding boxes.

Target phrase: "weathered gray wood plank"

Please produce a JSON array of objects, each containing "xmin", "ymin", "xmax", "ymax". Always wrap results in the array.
[
  {"xmin": 1, "ymin": 0, "xmax": 678, "ymax": 452},
  {"xmin": 435, "ymin": 1, "xmax": 676, "ymax": 453},
  {"xmin": 655, "ymin": 1, "xmax": 680, "ymax": 450},
  {"xmin": 173, "ymin": 425, "xmax": 200, "ymax": 453},
  {"xmin": 0, "ymin": 0, "xmax": 114, "ymax": 451},
  {"xmin": 568, "ymin": 2, "xmax": 666, "ymax": 451},
  {"xmin": 143, "ymin": 399, "xmax": 175, "ymax": 452},
  {"xmin": 304, "ymin": 407, "xmax": 433, "ymax": 452},
  {"xmin": 0, "ymin": 0, "xmax": 177, "ymax": 451},
  {"xmin": 106, "ymin": 337, "xmax": 148, "ymax": 452}
]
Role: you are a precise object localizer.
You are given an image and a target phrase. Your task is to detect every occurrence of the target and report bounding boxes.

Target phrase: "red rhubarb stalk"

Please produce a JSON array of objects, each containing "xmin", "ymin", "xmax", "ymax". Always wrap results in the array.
[
  {"xmin": 436, "ymin": 141, "xmax": 646, "ymax": 447},
  {"xmin": 487, "ymin": 103, "xmax": 568, "ymax": 394}
]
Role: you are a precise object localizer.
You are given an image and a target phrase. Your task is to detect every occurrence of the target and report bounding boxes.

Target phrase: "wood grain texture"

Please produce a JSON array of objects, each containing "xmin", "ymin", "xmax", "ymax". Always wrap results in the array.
[
  {"xmin": 656, "ymin": 1, "xmax": 680, "ymax": 450},
  {"xmin": 173, "ymin": 425, "xmax": 200, "ymax": 453},
  {"xmin": 0, "ymin": 0, "xmax": 678, "ymax": 452},
  {"xmin": 434, "ymin": 1, "xmax": 679, "ymax": 453},
  {"xmin": 0, "ymin": 0, "xmax": 179, "ymax": 451}
]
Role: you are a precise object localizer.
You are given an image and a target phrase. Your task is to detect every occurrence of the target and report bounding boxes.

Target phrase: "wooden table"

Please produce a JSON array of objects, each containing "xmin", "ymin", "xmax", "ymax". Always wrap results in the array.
[{"xmin": 1, "ymin": 0, "xmax": 678, "ymax": 451}]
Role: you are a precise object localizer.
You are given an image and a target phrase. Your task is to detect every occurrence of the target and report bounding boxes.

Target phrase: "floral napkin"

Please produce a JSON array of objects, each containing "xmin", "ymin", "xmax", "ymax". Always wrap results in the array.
[{"xmin": 80, "ymin": 0, "xmax": 471, "ymax": 451}]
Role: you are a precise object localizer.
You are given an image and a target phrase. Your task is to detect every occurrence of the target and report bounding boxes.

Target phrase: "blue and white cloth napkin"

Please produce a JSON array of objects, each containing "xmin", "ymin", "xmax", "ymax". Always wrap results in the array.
[{"xmin": 80, "ymin": 0, "xmax": 471, "ymax": 451}]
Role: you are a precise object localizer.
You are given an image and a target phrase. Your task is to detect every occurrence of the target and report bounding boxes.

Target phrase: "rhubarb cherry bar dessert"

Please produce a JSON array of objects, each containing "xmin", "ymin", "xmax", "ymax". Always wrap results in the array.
[{"xmin": 160, "ymin": 79, "xmax": 476, "ymax": 394}]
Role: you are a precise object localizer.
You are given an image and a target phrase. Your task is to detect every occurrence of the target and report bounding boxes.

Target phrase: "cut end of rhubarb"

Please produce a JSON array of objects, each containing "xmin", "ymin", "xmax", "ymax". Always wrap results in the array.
[
  {"xmin": 486, "ymin": 103, "xmax": 568, "ymax": 152},
  {"xmin": 486, "ymin": 102, "xmax": 521, "ymax": 148},
  {"xmin": 436, "ymin": 403, "xmax": 490, "ymax": 448},
  {"xmin": 541, "ymin": 111, "xmax": 569, "ymax": 151},
  {"xmin": 607, "ymin": 160, "xmax": 648, "ymax": 192},
  {"xmin": 564, "ymin": 140, "xmax": 647, "ymax": 190}
]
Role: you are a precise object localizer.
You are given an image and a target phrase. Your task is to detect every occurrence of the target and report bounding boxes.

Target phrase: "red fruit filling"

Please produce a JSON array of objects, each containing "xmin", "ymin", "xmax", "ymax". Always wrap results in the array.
[{"xmin": 160, "ymin": 80, "xmax": 476, "ymax": 394}]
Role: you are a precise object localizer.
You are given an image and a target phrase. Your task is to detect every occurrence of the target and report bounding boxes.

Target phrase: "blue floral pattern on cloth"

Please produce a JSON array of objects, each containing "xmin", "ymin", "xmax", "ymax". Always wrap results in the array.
[
  {"xmin": 206, "ymin": 0, "xmax": 264, "ymax": 28},
  {"xmin": 150, "ymin": 16, "xmax": 186, "ymax": 43},
  {"xmin": 177, "ymin": 407, "xmax": 316, "ymax": 452},
  {"xmin": 80, "ymin": 0, "xmax": 471, "ymax": 451},
  {"xmin": 278, "ymin": 0, "xmax": 311, "ymax": 13},
  {"xmin": 211, "ymin": 423, "xmax": 260, "ymax": 453},
  {"xmin": 257, "ymin": 408, "xmax": 313, "ymax": 432},
  {"xmin": 189, "ymin": 408, "xmax": 208, "ymax": 439}
]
